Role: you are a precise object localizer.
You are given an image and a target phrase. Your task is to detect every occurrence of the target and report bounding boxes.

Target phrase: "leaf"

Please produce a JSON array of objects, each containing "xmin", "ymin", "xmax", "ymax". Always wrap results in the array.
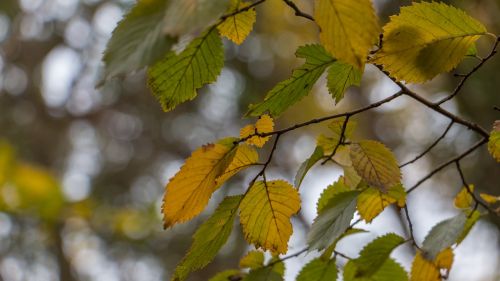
[
  {"xmin": 350, "ymin": 140, "xmax": 401, "ymax": 192},
  {"xmin": 357, "ymin": 184, "xmax": 406, "ymax": 223},
  {"xmin": 327, "ymin": 62, "xmax": 362, "ymax": 103},
  {"xmin": 296, "ymin": 257, "xmax": 338, "ymax": 281},
  {"xmin": 352, "ymin": 233, "xmax": 405, "ymax": 277},
  {"xmin": 172, "ymin": 196, "xmax": 242, "ymax": 281},
  {"xmin": 453, "ymin": 185, "xmax": 474, "ymax": 209},
  {"xmin": 456, "ymin": 210, "xmax": 481, "ymax": 244},
  {"xmin": 148, "ymin": 28, "xmax": 224, "ymax": 112},
  {"xmin": 242, "ymin": 267, "xmax": 283, "ymax": 281},
  {"xmin": 162, "ymin": 140, "xmax": 236, "ymax": 228},
  {"xmin": 102, "ymin": 0, "xmax": 174, "ymax": 79},
  {"xmin": 218, "ymin": 0, "xmax": 256, "ymax": 44},
  {"xmin": 488, "ymin": 120, "xmax": 500, "ymax": 162},
  {"xmin": 240, "ymin": 115, "xmax": 275, "ymax": 147},
  {"xmin": 480, "ymin": 193, "xmax": 500, "ymax": 204},
  {"xmin": 315, "ymin": 0, "xmax": 380, "ymax": 69},
  {"xmin": 316, "ymin": 177, "xmax": 351, "ymax": 215},
  {"xmin": 410, "ymin": 249, "xmax": 454, "ymax": 281},
  {"xmin": 209, "ymin": 270, "xmax": 243, "ymax": 281},
  {"xmin": 421, "ymin": 213, "xmax": 467, "ymax": 260},
  {"xmin": 240, "ymin": 251, "xmax": 265, "ymax": 270},
  {"xmin": 246, "ymin": 44, "xmax": 335, "ymax": 117},
  {"xmin": 216, "ymin": 144, "xmax": 259, "ymax": 185},
  {"xmin": 307, "ymin": 191, "xmax": 359, "ymax": 250},
  {"xmin": 239, "ymin": 180, "xmax": 301, "ymax": 254},
  {"xmin": 344, "ymin": 258, "xmax": 408, "ymax": 281},
  {"xmin": 163, "ymin": 0, "xmax": 229, "ymax": 37},
  {"xmin": 372, "ymin": 2, "xmax": 487, "ymax": 83},
  {"xmin": 343, "ymin": 165, "xmax": 362, "ymax": 189},
  {"xmin": 295, "ymin": 146, "xmax": 324, "ymax": 188}
]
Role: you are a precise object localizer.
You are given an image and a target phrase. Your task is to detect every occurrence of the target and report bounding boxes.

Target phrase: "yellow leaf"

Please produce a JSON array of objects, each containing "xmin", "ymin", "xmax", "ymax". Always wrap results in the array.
[
  {"xmin": 215, "ymin": 144, "xmax": 259, "ymax": 185},
  {"xmin": 410, "ymin": 249, "xmax": 454, "ymax": 281},
  {"xmin": 453, "ymin": 185, "xmax": 474, "ymax": 209},
  {"xmin": 350, "ymin": 140, "xmax": 401, "ymax": 192},
  {"xmin": 488, "ymin": 120, "xmax": 500, "ymax": 162},
  {"xmin": 240, "ymin": 180, "xmax": 300, "ymax": 254},
  {"xmin": 240, "ymin": 114, "xmax": 274, "ymax": 147},
  {"xmin": 343, "ymin": 165, "xmax": 362, "ymax": 189},
  {"xmin": 372, "ymin": 2, "xmax": 487, "ymax": 83},
  {"xmin": 357, "ymin": 184, "xmax": 406, "ymax": 223},
  {"xmin": 218, "ymin": 0, "xmax": 256, "ymax": 44},
  {"xmin": 162, "ymin": 141, "xmax": 236, "ymax": 228},
  {"xmin": 480, "ymin": 193, "xmax": 499, "ymax": 204},
  {"xmin": 315, "ymin": 0, "xmax": 380, "ymax": 69},
  {"xmin": 239, "ymin": 250, "xmax": 265, "ymax": 269}
]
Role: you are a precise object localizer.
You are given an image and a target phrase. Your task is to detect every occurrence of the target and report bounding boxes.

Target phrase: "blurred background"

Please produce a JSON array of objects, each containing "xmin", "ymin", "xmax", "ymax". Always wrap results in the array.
[{"xmin": 0, "ymin": 0, "xmax": 499, "ymax": 280}]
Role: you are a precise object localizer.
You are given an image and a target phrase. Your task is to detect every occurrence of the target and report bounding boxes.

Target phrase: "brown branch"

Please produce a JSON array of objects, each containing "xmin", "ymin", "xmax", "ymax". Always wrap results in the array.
[
  {"xmin": 400, "ymin": 120, "xmax": 455, "ymax": 168},
  {"xmin": 321, "ymin": 116, "xmax": 350, "ymax": 165},
  {"xmin": 282, "ymin": 0, "xmax": 315, "ymax": 21},
  {"xmin": 436, "ymin": 36, "xmax": 500, "ymax": 105},
  {"xmin": 403, "ymin": 205, "xmax": 421, "ymax": 250},
  {"xmin": 455, "ymin": 161, "xmax": 497, "ymax": 215}
]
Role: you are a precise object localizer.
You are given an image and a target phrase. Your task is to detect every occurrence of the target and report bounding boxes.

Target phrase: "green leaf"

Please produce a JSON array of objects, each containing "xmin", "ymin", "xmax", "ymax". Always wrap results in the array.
[
  {"xmin": 148, "ymin": 28, "xmax": 224, "ymax": 112},
  {"xmin": 422, "ymin": 213, "xmax": 467, "ymax": 260},
  {"xmin": 307, "ymin": 191, "xmax": 359, "ymax": 250},
  {"xmin": 240, "ymin": 251, "xmax": 265, "ymax": 270},
  {"xmin": 315, "ymin": 0, "xmax": 380, "ymax": 69},
  {"xmin": 316, "ymin": 177, "xmax": 351, "ymax": 215},
  {"xmin": 296, "ymin": 258, "xmax": 337, "ymax": 281},
  {"xmin": 353, "ymin": 233, "xmax": 405, "ymax": 277},
  {"xmin": 488, "ymin": 121, "xmax": 500, "ymax": 162},
  {"xmin": 172, "ymin": 195, "xmax": 242, "ymax": 281},
  {"xmin": 209, "ymin": 270, "xmax": 243, "ymax": 281},
  {"xmin": 327, "ymin": 62, "xmax": 362, "ymax": 103},
  {"xmin": 344, "ymin": 258, "xmax": 408, "ymax": 281},
  {"xmin": 350, "ymin": 140, "xmax": 401, "ymax": 192},
  {"xmin": 243, "ymin": 265, "xmax": 284, "ymax": 281},
  {"xmin": 102, "ymin": 0, "xmax": 174, "ymax": 80},
  {"xmin": 372, "ymin": 2, "xmax": 488, "ymax": 83},
  {"xmin": 163, "ymin": 0, "xmax": 229, "ymax": 36},
  {"xmin": 246, "ymin": 44, "xmax": 335, "ymax": 117},
  {"xmin": 295, "ymin": 146, "xmax": 324, "ymax": 188},
  {"xmin": 456, "ymin": 210, "xmax": 481, "ymax": 244}
]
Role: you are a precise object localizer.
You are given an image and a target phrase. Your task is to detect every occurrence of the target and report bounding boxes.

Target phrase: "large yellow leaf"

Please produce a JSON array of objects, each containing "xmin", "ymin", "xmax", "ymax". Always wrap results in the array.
[
  {"xmin": 240, "ymin": 114, "xmax": 274, "ymax": 147},
  {"xmin": 162, "ymin": 141, "xmax": 236, "ymax": 228},
  {"xmin": 410, "ymin": 249, "xmax": 454, "ymax": 281},
  {"xmin": 315, "ymin": 0, "xmax": 380, "ymax": 69},
  {"xmin": 350, "ymin": 140, "xmax": 401, "ymax": 192},
  {"xmin": 215, "ymin": 144, "xmax": 259, "ymax": 185},
  {"xmin": 239, "ymin": 180, "xmax": 301, "ymax": 254},
  {"xmin": 372, "ymin": 2, "xmax": 487, "ymax": 83},
  {"xmin": 488, "ymin": 120, "xmax": 500, "ymax": 162},
  {"xmin": 218, "ymin": 0, "xmax": 256, "ymax": 44},
  {"xmin": 357, "ymin": 184, "xmax": 406, "ymax": 223}
]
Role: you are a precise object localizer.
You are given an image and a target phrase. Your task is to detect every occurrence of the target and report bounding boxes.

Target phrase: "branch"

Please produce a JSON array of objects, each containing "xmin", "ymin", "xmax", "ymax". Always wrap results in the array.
[
  {"xmin": 455, "ymin": 161, "xmax": 497, "ymax": 215},
  {"xmin": 400, "ymin": 120, "xmax": 454, "ymax": 168},
  {"xmin": 436, "ymin": 36, "xmax": 500, "ymax": 105},
  {"xmin": 219, "ymin": 0, "xmax": 267, "ymax": 22},
  {"xmin": 282, "ymin": 0, "xmax": 315, "ymax": 21},
  {"xmin": 403, "ymin": 205, "xmax": 421, "ymax": 250},
  {"xmin": 321, "ymin": 116, "xmax": 350, "ymax": 165}
]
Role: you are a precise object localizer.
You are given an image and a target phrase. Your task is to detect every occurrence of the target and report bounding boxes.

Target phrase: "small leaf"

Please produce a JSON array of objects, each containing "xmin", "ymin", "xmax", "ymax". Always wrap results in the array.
[
  {"xmin": 344, "ymin": 258, "xmax": 408, "ymax": 281},
  {"xmin": 102, "ymin": 0, "xmax": 174, "ymax": 79},
  {"xmin": 216, "ymin": 144, "xmax": 259, "ymax": 185},
  {"xmin": 316, "ymin": 177, "xmax": 351, "ymax": 215},
  {"xmin": 296, "ymin": 257, "xmax": 338, "ymax": 281},
  {"xmin": 209, "ymin": 270, "xmax": 243, "ymax": 281},
  {"xmin": 453, "ymin": 185, "xmax": 474, "ymax": 209},
  {"xmin": 148, "ymin": 28, "xmax": 224, "ymax": 112},
  {"xmin": 295, "ymin": 146, "xmax": 324, "ymax": 188},
  {"xmin": 308, "ymin": 191, "xmax": 359, "ymax": 250},
  {"xmin": 350, "ymin": 140, "xmax": 401, "ymax": 192},
  {"xmin": 240, "ymin": 251, "xmax": 265, "ymax": 270},
  {"xmin": 410, "ymin": 249, "xmax": 454, "ymax": 281},
  {"xmin": 421, "ymin": 213, "xmax": 467, "ymax": 260},
  {"xmin": 357, "ymin": 184, "xmax": 406, "ymax": 223},
  {"xmin": 315, "ymin": 0, "xmax": 380, "ymax": 69},
  {"xmin": 162, "ymin": 140, "xmax": 236, "ymax": 228},
  {"xmin": 172, "ymin": 196, "xmax": 242, "ymax": 281},
  {"xmin": 246, "ymin": 44, "xmax": 335, "ymax": 117},
  {"xmin": 480, "ymin": 193, "xmax": 500, "ymax": 204},
  {"xmin": 372, "ymin": 2, "xmax": 488, "ymax": 83},
  {"xmin": 240, "ymin": 180, "xmax": 301, "ymax": 254},
  {"xmin": 327, "ymin": 62, "xmax": 362, "ymax": 103},
  {"xmin": 240, "ymin": 115, "xmax": 275, "ymax": 147},
  {"xmin": 488, "ymin": 120, "xmax": 500, "ymax": 162},
  {"xmin": 218, "ymin": 0, "xmax": 256, "ymax": 44}
]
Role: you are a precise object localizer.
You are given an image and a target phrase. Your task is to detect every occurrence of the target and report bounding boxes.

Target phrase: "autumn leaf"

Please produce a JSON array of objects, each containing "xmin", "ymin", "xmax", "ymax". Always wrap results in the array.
[
  {"xmin": 239, "ymin": 180, "xmax": 301, "ymax": 254},
  {"xmin": 218, "ymin": 0, "xmax": 256, "ymax": 44},
  {"xmin": 488, "ymin": 120, "xmax": 500, "ymax": 162},
  {"xmin": 240, "ymin": 250, "xmax": 265, "ymax": 270},
  {"xmin": 240, "ymin": 114, "xmax": 275, "ymax": 147},
  {"xmin": 357, "ymin": 184, "xmax": 406, "ymax": 223},
  {"xmin": 372, "ymin": 2, "xmax": 487, "ymax": 83},
  {"xmin": 350, "ymin": 140, "xmax": 401, "ymax": 192},
  {"xmin": 315, "ymin": 0, "xmax": 380, "ymax": 69},
  {"xmin": 216, "ymin": 144, "xmax": 259, "ymax": 185},
  {"xmin": 410, "ymin": 249, "xmax": 454, "ymax": 281},
  {"xmin": 453, "ymin": 185, "xmax": 474, "ymax": 209},
  {"xmin": 480, "ymin": 193, "xmax": 499, "ymax": 204}
]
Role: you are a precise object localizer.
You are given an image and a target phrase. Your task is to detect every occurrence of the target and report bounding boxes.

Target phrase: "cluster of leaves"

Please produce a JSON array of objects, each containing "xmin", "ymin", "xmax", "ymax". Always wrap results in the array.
[{"xmin": 102, "ymin": 0, "xmax": 500, "ymax": 280}]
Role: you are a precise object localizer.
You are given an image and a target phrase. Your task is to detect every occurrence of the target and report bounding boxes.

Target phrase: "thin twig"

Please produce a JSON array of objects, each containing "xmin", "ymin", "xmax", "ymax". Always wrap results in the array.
[
  {"xmin": 282, "ymin": 0, "xmax": 315, "ymax": 21},
  {"xmin": 455, "ymin": 161, "xmax": 497, "ymax": 215},
  {"xmin": 403, "ymin": 205, "xmax": 421, "ymax": 250},
  {"xmin": 266, "ymin": 247, "xmax": 308, "ymax": 267},
  {"xmin": 321, "ymin": 116, "xmax": 350, "ymax": 165},
  {"xmin": 219, "ymin": 0, "xmax": 267, "ymax": 22},
  {"xmin": 400, "ymin": 120, "xmax": 454, "ymax": 168}
]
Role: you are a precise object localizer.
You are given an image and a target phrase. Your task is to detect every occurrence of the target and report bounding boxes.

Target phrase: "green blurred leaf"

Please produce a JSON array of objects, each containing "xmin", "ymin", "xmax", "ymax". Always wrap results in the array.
[
  {"xmin": 296, "ymin": 257, "xmax": 337, "ymax": 281},
  {"xmin": 422, "ymin": 213, "xmax": 467, "ymax": 260},
  {"xmin": 316, "ymin": 176, "xmax": 351, "ymax": 215}
]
